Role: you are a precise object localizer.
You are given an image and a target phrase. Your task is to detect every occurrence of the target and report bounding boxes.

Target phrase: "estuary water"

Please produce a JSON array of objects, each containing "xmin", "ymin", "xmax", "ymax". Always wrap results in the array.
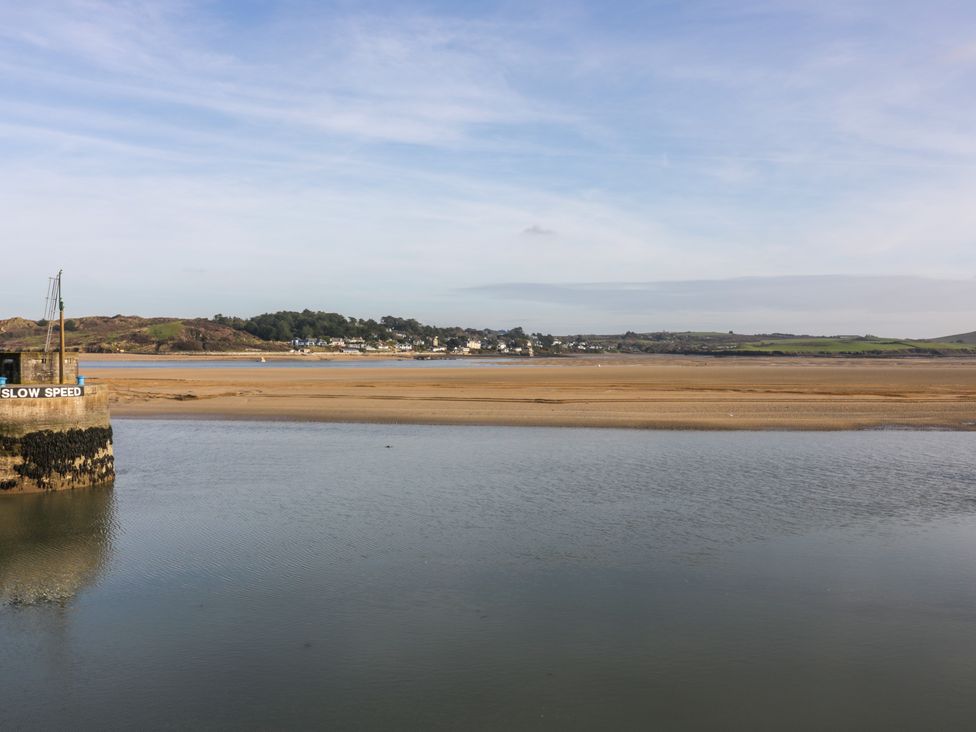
[
  {"xmin": 79, "ymin": 357, "xmax": 513, "ymax": 369},
  {"xmin": 2, "ymin": 422, "xmax": 976, "ymax": 730}
]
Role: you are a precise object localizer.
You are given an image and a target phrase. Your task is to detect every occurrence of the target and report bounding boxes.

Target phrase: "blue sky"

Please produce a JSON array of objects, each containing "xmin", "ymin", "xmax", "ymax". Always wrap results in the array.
[{"xmin": 1, "ymin": 0, "xmax": 975, "ymax": 336}]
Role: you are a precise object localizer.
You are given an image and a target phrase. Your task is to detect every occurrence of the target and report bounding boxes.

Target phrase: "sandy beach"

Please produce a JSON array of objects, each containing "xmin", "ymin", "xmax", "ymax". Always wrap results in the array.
[{"xmin": 81, "ymin": 355, "xmax": 976, "ymax": 430}]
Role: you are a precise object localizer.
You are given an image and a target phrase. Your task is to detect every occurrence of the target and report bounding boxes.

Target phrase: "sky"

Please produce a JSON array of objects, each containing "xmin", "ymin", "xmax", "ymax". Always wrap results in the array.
[{"xmin": 1, "ymin": 0, "xmax": 975, "ymax": 337}]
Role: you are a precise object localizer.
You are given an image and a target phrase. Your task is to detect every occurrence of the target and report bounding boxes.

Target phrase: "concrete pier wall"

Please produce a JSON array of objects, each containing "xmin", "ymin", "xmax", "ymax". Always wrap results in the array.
[{"xmin": 0, "ymin": 386, "xmax": 114, "ymax": 494}]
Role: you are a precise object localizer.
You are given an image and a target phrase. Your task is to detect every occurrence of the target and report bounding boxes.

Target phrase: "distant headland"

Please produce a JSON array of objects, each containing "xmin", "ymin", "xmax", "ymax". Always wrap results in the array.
[{"xmin": 1, "ymin": 311, "xmax": 975, "ymax": 358}]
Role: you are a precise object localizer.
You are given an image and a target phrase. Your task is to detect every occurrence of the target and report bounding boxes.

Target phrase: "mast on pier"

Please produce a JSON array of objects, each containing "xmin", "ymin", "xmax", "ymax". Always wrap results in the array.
[{"xmin": 42, "ymin": 270, "xmax": 65, "ymax": 383}]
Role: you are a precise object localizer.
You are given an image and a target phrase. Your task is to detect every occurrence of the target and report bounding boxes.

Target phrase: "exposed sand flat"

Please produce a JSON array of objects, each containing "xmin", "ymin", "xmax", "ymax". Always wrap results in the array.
[{"xmin": 82, "ymin": 355, "xmax": 976, "ymax": 430}]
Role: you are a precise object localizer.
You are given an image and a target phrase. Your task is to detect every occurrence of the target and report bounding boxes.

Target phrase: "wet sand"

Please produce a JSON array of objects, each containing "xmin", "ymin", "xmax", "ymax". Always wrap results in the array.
[{"xmin": 83, "ymin": 355, "xmax": 976, "ymax": 430}]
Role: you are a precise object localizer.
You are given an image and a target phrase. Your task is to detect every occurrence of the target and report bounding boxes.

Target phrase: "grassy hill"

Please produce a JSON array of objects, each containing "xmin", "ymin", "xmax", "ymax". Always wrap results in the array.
[
  {"xmin": 589, "ymin": 331, "xmax": 976, "ymax": 356},
  {"xmin": 931, "ymin": 331, "xmax": 976, "ymax": 345},
  {"xmin": 3, "ymin": 312, "xmax": 974, "ymax": 357},
  {"xmin": 0, "ymin": 315, "xmax": 281, "ymax": 354},
  {"xmin": 731, "ymin": 335, "xmax": 974, "ymax": 355}
]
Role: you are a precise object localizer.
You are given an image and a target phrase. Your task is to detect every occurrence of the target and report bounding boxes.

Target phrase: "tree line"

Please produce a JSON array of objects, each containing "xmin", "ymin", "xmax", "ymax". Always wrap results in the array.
[{"xmin": 212, "ymin": 310, "xmax": 475, "ymax": 343}]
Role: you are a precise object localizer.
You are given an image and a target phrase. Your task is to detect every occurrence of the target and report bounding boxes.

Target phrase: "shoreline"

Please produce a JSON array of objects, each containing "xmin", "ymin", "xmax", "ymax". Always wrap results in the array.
[
  {"xmin": 86, "ymin": 356, "xmax": 976, "ymax": 432},
  {"xmin": 77, "ymin": 351, "xmax": 526, "ymax": 363},
  {"xmin": 108, "ymin": 412, "xmax": 973, "ymax": 432}
]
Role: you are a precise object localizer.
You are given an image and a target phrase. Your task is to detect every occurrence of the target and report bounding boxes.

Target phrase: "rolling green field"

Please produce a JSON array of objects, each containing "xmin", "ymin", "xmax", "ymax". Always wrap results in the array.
[
  {"xmin": 732, "ymin": 337, "xmax": 974, "ymax": 355},
  {"xmin": 594, "ymin": 331, "xmax": 976, "ymax": 356}
]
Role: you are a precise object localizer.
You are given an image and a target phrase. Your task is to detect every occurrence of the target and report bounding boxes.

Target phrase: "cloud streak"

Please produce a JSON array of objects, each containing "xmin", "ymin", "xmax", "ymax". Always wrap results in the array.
[
  {"xmin": 0, "ymin": 0, "xmax": 974, "ymax": 336},
  {"xmin": 523, "ymin": 225, "xmax": 555, "ymax": 236},
  {"xmin": 468, "ymin": 276, "xmax": 976, "ymax": 313},
  {"xmin": 465, "ymin": 276, "xmax": 976, "ymax": 337}
]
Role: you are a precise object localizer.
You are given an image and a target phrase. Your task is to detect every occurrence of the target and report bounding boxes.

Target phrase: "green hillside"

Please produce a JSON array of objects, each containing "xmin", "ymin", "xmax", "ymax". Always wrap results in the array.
[
  {"xmin": 932, "ymin": 331, "xmax": 976, "ymax": 345},
  {"xmin": 0, "ymin": 316, "xmax": 278, "ymax": 353},
  {"xmin": 732, "ymin": 336, "xmax": 973, "ymax": 355}
]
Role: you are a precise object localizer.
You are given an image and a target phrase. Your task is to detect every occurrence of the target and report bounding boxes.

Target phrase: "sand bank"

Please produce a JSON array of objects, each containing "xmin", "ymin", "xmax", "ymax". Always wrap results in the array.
[{"xmin": 82, "ymin": 355, "xmax": 976, "ymax": 430}]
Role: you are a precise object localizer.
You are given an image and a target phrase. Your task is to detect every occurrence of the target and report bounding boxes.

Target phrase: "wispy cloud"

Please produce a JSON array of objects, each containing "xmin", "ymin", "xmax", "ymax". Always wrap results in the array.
[
  {"xmin": 0, "ymin": 1, "xmax": 974, "ymax": 334},
  {"xmin": 0, "ymin": 2, "xmax": 568, "ymax": 151}
]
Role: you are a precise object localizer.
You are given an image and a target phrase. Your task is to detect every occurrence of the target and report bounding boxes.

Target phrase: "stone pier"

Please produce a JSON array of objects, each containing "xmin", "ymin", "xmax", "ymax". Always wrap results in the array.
[{"xmin": 1, "ymin": 352, "xmax": 114, "ymax": 495}]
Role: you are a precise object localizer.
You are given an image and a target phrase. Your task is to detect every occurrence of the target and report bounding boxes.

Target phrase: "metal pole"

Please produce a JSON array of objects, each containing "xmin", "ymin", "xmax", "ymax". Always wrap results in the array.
[{"xmin": 58, "ymin": 272, "xmax": 65, "ymax": 384}]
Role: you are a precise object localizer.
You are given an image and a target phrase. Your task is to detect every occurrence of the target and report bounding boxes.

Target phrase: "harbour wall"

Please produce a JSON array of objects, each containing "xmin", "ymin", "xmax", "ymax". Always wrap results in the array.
[{"xmin": 0, "ymin": 386, "xmax": 114, "ymax": 494}]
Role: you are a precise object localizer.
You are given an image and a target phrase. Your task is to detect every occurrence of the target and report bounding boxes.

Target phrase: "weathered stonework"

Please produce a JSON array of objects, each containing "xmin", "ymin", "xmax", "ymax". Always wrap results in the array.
[
  {"xmin": 1, "ymin": 351, "xmax": 79, "ymax": 385},
  {"xmin": 0, "ymin": 386, "xmax": 114, "ymax": 495}
]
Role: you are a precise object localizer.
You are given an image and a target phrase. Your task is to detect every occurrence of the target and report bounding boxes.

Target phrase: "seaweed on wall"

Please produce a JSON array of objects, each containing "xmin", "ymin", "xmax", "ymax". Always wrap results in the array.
[{"xmin": 10, "ymin": 427, "xmax": 114, "ymax": 489}]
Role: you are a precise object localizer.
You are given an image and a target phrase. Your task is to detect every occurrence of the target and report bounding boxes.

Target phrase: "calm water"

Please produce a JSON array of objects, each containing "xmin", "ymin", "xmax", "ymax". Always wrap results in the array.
[
  {"xmin": 79, "ymin": 357, "xmax": 513, "ymax": 370},
  {"xmin": 2, "ymin": 422, "xmax": 976, "ymax": 730}
]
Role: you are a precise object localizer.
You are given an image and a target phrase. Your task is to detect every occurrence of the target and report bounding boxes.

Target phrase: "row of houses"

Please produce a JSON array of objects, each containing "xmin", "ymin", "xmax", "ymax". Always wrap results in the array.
[{"xmin": 290, "ymin": 335, "xmax": 579, "ymax": 355}]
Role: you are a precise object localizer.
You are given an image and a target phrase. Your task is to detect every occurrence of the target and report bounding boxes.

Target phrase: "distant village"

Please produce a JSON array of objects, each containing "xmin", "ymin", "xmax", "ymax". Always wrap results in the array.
[
  {"xmin": 213, "ymin": 312, "xmax": 767, "ymax": 357},
  {"xmin": 289, "ymin": 331, "xmax": 607, "ymax": 355},
  {"xmin": 1, "ymin": 311, "xmax": 966, "ymax": 358}
]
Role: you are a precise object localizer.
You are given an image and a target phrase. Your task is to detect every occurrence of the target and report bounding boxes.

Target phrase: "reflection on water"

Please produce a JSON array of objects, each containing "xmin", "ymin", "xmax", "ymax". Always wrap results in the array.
[
  {"xmin": 0, "ymin": 486, "xmax": 116, "ymax": 605},
  {"xmin": 2, "ymin": 422, "xmax": 976, "ymax": 729}
]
